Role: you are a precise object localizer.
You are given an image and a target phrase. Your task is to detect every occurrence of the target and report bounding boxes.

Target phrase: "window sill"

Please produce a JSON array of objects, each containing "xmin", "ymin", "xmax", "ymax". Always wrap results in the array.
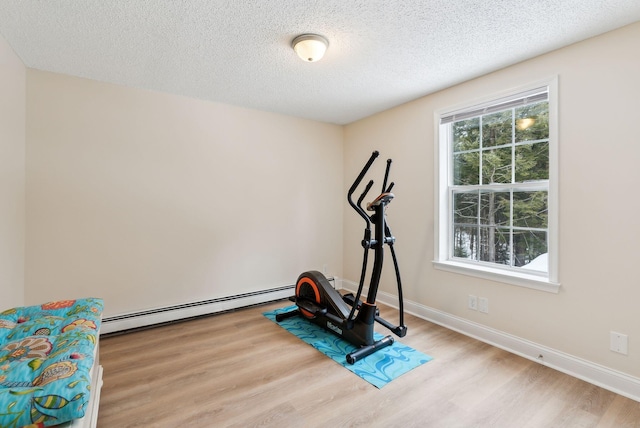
[{"xmin": 433, "ymin": 260, "xmax": 560, "ymax": 293}]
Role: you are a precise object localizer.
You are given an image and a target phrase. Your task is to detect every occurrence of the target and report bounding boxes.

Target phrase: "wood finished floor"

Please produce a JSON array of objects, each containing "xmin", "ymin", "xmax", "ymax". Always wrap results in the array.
[{"xmin": 97, "ymin": 300, "xmax": 640, "ymax": 427}]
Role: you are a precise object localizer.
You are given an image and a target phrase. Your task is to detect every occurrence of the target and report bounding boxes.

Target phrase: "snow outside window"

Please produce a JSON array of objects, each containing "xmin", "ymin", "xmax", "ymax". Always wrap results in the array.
[{"xmin": 434, "ymin": 79, "xmax": 559, "ymax": 292}]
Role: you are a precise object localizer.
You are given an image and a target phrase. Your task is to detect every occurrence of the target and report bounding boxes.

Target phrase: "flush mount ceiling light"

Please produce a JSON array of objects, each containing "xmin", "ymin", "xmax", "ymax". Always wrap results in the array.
[{"xmin": 292, "ymin": 34, "xmax": 329, "ymax": 62}]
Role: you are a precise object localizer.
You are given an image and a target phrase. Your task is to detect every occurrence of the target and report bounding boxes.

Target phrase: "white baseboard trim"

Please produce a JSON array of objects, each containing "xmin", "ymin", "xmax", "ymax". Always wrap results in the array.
[
  {"xmin": 341, "ymin": 279, "xmax": 640, "ymax": 402},
  {"xmin": 101, "ymin": 285, "xmax": 295, "ymax": 334},
  {"xmin": 101, "ymin": 276, "xmax": 343, "ymax": 334}
]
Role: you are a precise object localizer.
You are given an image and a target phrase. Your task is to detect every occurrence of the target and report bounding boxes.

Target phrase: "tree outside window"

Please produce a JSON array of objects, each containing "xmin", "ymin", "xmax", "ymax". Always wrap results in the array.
[{"xmin": 449, "ymin": 97, "xmax": 549, "ymax": 271}]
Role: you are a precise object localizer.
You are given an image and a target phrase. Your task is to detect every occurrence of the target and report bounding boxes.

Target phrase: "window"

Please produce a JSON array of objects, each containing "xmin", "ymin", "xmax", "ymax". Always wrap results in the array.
[{"xmin": 434, "ymin": 79, "xmax": 559, "ymax": 292}]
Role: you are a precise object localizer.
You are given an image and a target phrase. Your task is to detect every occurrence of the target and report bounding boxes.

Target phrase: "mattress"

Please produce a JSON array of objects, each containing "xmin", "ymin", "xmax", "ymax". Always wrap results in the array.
[{"xmin": 0, "ymin": 298, "xmax": 103, "ymax": 428}]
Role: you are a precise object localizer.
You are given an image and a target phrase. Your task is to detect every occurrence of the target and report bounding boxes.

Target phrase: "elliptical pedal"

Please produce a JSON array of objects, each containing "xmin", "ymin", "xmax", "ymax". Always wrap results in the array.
[
  {"xmin": 342, "ymin": 293, "xmax": 358, "ymax": 307},
  {"xmin": 342, "ymin": 293, "xmax": 379, "ymax": 316},
  {"xmin": 296, "ymin": 299, "xmax": 327, "ymax": 316}
]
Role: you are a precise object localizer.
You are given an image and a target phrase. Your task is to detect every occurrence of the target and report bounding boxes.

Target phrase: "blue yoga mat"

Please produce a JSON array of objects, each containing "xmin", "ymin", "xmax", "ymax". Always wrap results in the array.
[{"xmin": 263, "ymin": 305, "xmax": 432, "ymax": 388}]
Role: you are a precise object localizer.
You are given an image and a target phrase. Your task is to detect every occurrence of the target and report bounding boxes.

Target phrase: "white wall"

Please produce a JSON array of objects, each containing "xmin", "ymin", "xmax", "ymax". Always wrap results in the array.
[
  {"xmin": 11, "ymin": 17, "xmax": 640, "ymax": 388},
  {"xmin": 344, "ymin": 22, "xmax": 640, "ymax": 378},
  {"xmin": 25, "ymin": 71, "xmax": 343, "ymax": 318},
  {"xmin": 0, "ymin": 34, "xmax": 25, "ymax": 311}
]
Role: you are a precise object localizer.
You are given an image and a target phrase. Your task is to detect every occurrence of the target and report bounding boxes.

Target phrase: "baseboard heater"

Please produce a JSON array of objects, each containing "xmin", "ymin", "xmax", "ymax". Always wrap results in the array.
[{"xmin": 101, "ymin": 284, "xmax": 295, "ymax": 335}]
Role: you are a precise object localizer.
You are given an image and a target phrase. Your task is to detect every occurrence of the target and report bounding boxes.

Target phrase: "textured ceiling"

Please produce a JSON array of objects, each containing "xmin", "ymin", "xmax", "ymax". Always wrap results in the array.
[{"xmin": 1, "ymin": 1, "xmax": 639, "ymax": 125}]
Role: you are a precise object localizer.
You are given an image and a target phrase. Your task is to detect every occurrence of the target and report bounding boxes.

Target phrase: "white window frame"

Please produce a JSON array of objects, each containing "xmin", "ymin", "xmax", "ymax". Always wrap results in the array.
[{"xmin": 433, "ymin": 77, "xmax": 560, "ymax": 293}]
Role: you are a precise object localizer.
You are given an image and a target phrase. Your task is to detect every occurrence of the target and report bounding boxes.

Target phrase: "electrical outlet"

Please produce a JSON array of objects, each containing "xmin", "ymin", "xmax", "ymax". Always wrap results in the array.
[
  {"xmin": 610, "ymin": 331, "xmax": 628, "ymax": 355},
  {"xmin": 468, "ymin": 295, "xmax": 478, "ymax": 311},
  {"xmin": 478, "ymin": 297, "xmax": 489, "ymax": 314}
]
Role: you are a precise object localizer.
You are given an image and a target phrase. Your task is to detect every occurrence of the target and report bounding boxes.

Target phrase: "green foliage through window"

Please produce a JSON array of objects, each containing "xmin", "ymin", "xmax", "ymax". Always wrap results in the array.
[{"xmin": 450, "ymin": 98, "xmax": 549, "ymax": 270}]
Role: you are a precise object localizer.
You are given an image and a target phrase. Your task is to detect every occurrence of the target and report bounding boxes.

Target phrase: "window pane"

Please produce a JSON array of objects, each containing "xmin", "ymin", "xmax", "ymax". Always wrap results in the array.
[
  {"xmin": 453, "ymin": 118, "xmax": 480, "ymax": 152},
  {"xmin": 442, "ymin": 85, "xmax": 552, "ymax": 279},
  {"xmin": 482, "ymin": 147, "xmax": 511, "ymax": 184},
  {"xmin": 515, "ymin": 142, "xmax": 549, "ymax": 182},
  {"xmin": 513, "ymin": 191, "xmax": 548, "ymax": 228},
  {"xmin": 478, "ymin": 226, "xmax": 510, "ymax": 265},
  {"xmin": 453, "ymin": 191, "xmax": 478, "ymax": 225},
  {"xmin": 482, "ymin": 111, "xmax": 512, "ymax": 148},
  {"xmin": 453, "ymin": 225, "xmax": 477, "ymax": 259},
  {"xmin": 513, "ymin": 230, "xmax": 547, "ymax": 269},
  {"xmin": 480, "ymin": 191, "xmax": 510, "ymax": 226},
  {"xmin": 453, "ymin": 152, "xmax": 479, "ymax": 185},
  {"xmin": 515, "ymin": 101, "xmax": 549, "ymax": 142}
]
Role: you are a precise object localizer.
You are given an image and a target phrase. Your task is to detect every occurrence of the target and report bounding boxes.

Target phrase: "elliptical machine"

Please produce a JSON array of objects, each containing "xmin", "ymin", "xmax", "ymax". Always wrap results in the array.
[{"xmin": 276, "ymin": 151, "xmax": 407, "ymax": 364}]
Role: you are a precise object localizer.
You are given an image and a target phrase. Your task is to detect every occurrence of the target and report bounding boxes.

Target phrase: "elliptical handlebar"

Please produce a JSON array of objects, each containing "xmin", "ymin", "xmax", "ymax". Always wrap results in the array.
[
  {"xmin": 381, "ymin": 159, "xmax": 392, "ymax": 193},
  {"xmin": 357, "ymin": 180, "xmax": 375, "ymax": 215},
  {"xmin": 347, "ymin": 151, "xmax": 379, "ymax": 224}
]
